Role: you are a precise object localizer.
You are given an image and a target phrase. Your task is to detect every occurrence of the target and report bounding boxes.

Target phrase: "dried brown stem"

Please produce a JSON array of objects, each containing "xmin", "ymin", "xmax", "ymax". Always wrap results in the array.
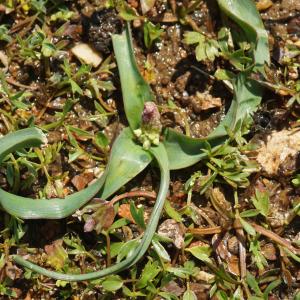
[
  {"xmin": 234, "ymin": 218, "xmax": 247, "ymax": 280},
  {"xmin": 110, "ymin": 190, "xmax": 157, "ymax": 205},
  {"xmin": 105, "ymin": 233, "xmax": 111, "ymax": 267},
  {"xmin": 189, "ymin": 203, "xmax": 217, "ymax": 227},
  {"xmin": 251, "ymin": 223, "xmax": 300, "ymax": 255},
  {"xmin": 6, "ymin": 77, "xmax": 38, "ymax": 91},
  {"xmin": 168, "ymin": 0, "xmax": 177, "ymax": 14},
  {"xmin": 187, "ymin": 226, "xmax": 222, "ymax": 235},
  {"xmin": 97, "ymin": 95, "xmax": 116, "ymax": 113}
]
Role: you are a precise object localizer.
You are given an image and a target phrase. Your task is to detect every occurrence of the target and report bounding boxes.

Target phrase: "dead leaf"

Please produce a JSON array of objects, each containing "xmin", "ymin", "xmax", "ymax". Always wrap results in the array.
[
  {"xmin": 0, "ymin": 50, "xmax": 8, "ymax": 72},
  {"xmin": 141, "ymin": 0, "xmax": 156, "ymax": 14},
  {"xmin": 44, "ymin": 239, "xmax": 68, "ymax": 270},
  {"xmin": 158, "ymin": 219, "xmax": 186, "ymax": 249},
  {"xmin": 161, "ymin": 280, "xmax": 185, "ymax": 297},
  {"xmin": 227, "ymin": 236, "xmax": 239, "ymax": 255},
  {"xmin": 188, "ymin": 240, "xmax": 209, "ymax": 248},
  {"xmin": 92, "ymin": 202, "xmax": 116, "ymax": 233},
  {"xmin": 227, "ymin": 255, "xmax": 240, "ymax": 276},
  {"xmin": 209, "ymin": 187, "xmax": 233, "ymax": 219},
  {"xmin": 261, "ymin": 243, "xmax": 277, "ymax": 260},
  {"xmin": 118, "ymin": 204, "xmax": 135, "ymax": 223},
  {"xmin": 212, "ymin": 233, "xmax": 231, "ymax": 261},
  {"xmin": 191, "ymin": 92, "xmax": 222, "ymax": 113},
  {"xmin": 5, "ymin": 263, "xmax": 22, "ymax": 280},
  {"xmin": 189, "ymin": 282, "xmax": 211, "ymax": 300},
  {"xmin": 62, "ymin": 23, "xmax": 82, "ymax": 40},
  {"xmin": 194, "ymin": 270, "xmax": 215, "ymax": 283},
  {"xmin": 71, "ymin": 172, "xmax": 94, "ymax": 191}
]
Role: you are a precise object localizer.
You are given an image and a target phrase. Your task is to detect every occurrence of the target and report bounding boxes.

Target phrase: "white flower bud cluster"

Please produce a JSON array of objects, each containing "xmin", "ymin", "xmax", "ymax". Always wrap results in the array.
[{"xmin": 134, "ymin": 101, "xmax": 162, "ymax": 150}]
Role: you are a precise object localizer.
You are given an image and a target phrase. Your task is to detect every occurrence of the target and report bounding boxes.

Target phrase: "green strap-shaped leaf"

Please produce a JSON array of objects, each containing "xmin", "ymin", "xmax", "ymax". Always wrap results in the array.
[
  {"xmin": 0, "ymin": 127, "xmax": 151, "ymax": 219},
  {"xmin": 210, "ymin": 73, "xmax": 263, "ymax": 137},
  {"xmin": 164, "ymin": 0, "xmax": 269, "ymax": 170},
  {"xmin": 217, "ymin": 0, "xmax": 270, "ymax": 68},
  {"xmin": 164, "ymin": 73, "xmax": 262, "ymax": 170},
  {"xmin": 99, "ymin": 127, "xmax": 152, "ymax": 199},
  {"xmin": 0, "ymin": 127, "xmax": 47, "ymax": 163},
  {"xmin": 13, "ymin": 143, "xmax": 170, "ymax": 281},
  {"xmin": 163, "ymin": 129, "xmax": 226, "ymax": 170},
  {"xmin": 112, "ymin": 23, "xmax": 154, "ymax": 130}
]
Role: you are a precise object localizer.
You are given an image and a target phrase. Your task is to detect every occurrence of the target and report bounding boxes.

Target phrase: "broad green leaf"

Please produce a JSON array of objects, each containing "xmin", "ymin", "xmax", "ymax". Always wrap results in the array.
[
  {"xmin": 159, "ymin": 291, "xmax": 179, "ymax": 300},
  {"xmin": 117, "ymin": 2, "xmax": 139, "ymax": 21},
  {"xmin": 240, "ymin": 217, "xmax": 256, "ymax": 236},
  {"xmin": 99, "ymin": 127, "xmax": 152, "ymax": 199},
  {"xmin": 214, "ymin": 68, "xmax": 235, "ymax": 81},
  {"xmin": 186, "ymin": 245, "xmax": 212, "ymax": 263},
  {"xmin": 164, "ymin": 200, "xmax": 182, "ymax": 222},
  {"xmin": 117, "ymin": 239, "xmax": 140, "ymax": 263},
  {"xmin": 263, "ymin": 279, "xmax": 281, "ymax": 299},
  {"xmin": 130, "ymin": 201, "xmax": 146, "ymax": 230},
  {"xmin": 240, "ymin": 209, "xmax": 260, "ymax": 218},
  {"xmin": 112, "ymin": 24, "xmax": 153, "ymax": 130},
  {"xmin": 109, "ymin": 242, "xmax": 125, "ymax": 258},
  {"xmin": 45, "ymin": 240, "xmax": 68, "ymax": 271},
  {"xmin": 211, "ymin": 72, "xmax": 262, "ymax": 137},
  {"xmin": 101, "ymin": 275, "xmax": 123, "ymax": 291},
  {"xmin": 152, "ymin": 239, "xmax": 171, "ymax": 262},
  {"xmin": 183, "ymin": 290, "xmax": 197, "ymax": 300},
  {"xmin": 95, "ymin": 132, "xmax": 109, "ymax": 149},
  {"xmin": 41, "ymin": 40, "xmax": 56, "ymax": 57},
  {"xmin": 246, "ymin": 272, "xmax": 263, "ymax": 297},
  {"xmin": 195, "ymin": 43, "xmax": 207, "ymax": 61},
  {"xmin": 108, "ymin": 218, "xmax": 130, "ymax": 231},
  {"xmin": 251, "ymin": 189, "xmax": 269, "ymax": 217},
  {"xmin": 166, "ymin": 267, "xmax": 190, "ymax": 279},
  {"xmin": 143, "ymin": 21, "xmax": 163, "ymax": 49},
  {"xmin": 123, "ymin": 286, "xmax": 146, "ymax": 297},
  {"xmin": 293, "ymin": 202, "xmax": 300, "ymax": 216},
  {"xmin": 137, "ymin": 260, "xmax": 161, "ymax": 289},
  {"xmin": 233, "ymin": 287, "xmax": 244, "ymax": 300},
  {"xmin": 70, "ymin": 79, "xmax": 83, "ymax": 95},
  {"xmin": 183, "ymin": 31, "xmax": 204, "ymax": 44},
  {"xmin": 216, "ymin": 290, "xmax": 229, "ymax": 300},
  {"xmin": 292, "ymin": 174, "xmax": 300, "ymax": 187},
  {"xmin": 163, "ymin": 128, "xmax": 225, "ymax": 170}
]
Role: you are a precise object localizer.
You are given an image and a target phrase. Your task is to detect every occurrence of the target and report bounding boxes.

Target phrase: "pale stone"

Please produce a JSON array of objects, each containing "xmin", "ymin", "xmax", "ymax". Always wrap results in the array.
[{"xmin": 71, "ymin": 43, "xmax": 102, "ymax": 68}]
